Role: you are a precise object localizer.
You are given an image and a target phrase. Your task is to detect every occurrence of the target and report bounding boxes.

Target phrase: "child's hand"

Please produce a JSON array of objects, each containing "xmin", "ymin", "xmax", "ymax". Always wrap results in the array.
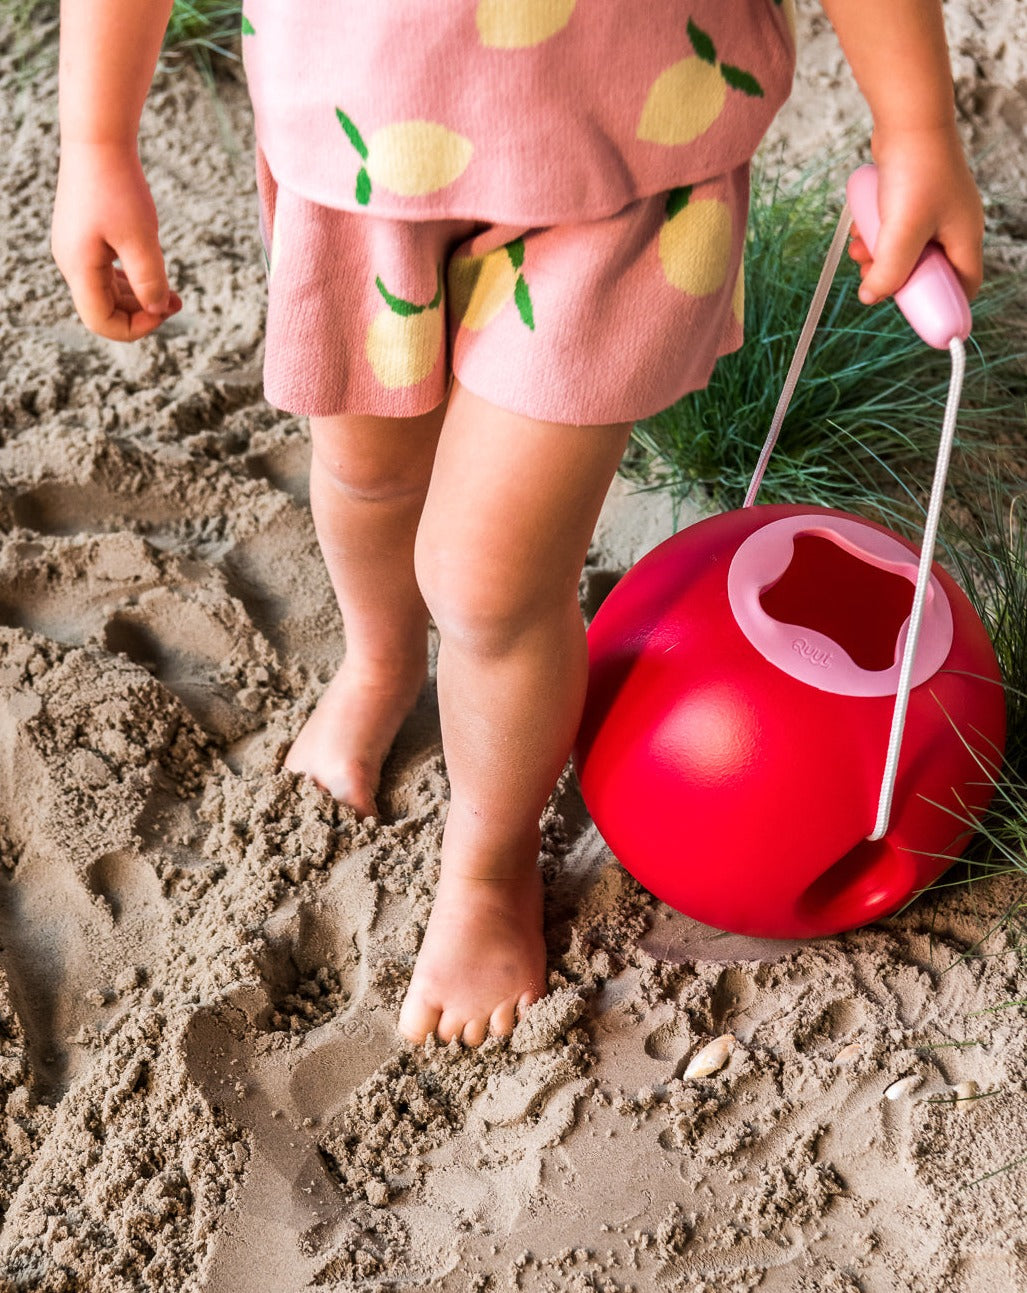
[
  {"xmin": 848, "ymin": 123, "xmax": 984, "ymax": 307},
  {"xmin": 51, "ymin": 142, "xmax": 182, "ymax": 342}
]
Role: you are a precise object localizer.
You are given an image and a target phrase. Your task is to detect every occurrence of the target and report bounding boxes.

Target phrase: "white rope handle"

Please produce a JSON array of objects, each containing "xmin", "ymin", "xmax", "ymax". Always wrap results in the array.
[
  {"xmin": 868, "ymin": 336, "xmax": 964, "ymax": 839},
  {"xmin": 744, "ymin": 205, "xmax": 966, "ymax": 843},
  {"xmin": 743, "ymin": 203, "xmax": 853, "ymax": 509}
]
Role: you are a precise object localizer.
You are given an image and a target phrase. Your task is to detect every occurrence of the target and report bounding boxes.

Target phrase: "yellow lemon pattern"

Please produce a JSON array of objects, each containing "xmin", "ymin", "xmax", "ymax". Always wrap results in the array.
[
  {"xmin": 365, "ymin": 267, "xmax": 445, "ymax": 389},
  {"xmin": 731, "ymin": 260, "xmax": 745, "ymax": 325},
  {"xmin": 451, "ymin": 237, "xmax": 535, "ymax": 333},
  {"xmin": 658, "ymin": 186, "xmax": 733, "ymax": 296},
  {"xmin": 336, "ymin": 111, "xmax": 473, "ymax": 205},
  {"xmin": 638, "ymin": 18, "xmax": 764, "ymax": 147},
  {"xmin": 475, "ymin": 0, "xmax": 576, "ymax": 48}
]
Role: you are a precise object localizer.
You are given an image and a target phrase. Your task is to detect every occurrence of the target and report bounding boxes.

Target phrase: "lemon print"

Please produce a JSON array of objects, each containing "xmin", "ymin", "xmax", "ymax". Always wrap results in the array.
[
  {"xmin": 731, "ymin": 261, "xmax": 745, "ymax": 324},
  {"xmin": 638, "ymin": 58, "xmax": 725, "ymax": 146},
  {"xmin": 365, "ymin": 268, "xmax": 444, "ymax": 389},
  {"xmin": 658, "ymin": 187, "xmax": 733, "ymax": 296},
  {"xmin": 451, "ymin": 238, "xmax": 535, "ymax": 332},
  {"xmin": 638, "ymin": 18, "xmax": 764, "ymax": 147},
  {"xmin": 475, "ymin": 0, "xmax": 576, "ymax": 48},
  {"xmin": 336, "ymin": 111, "xmax": 472, "ymax": 204},
  {"xmin": 449, "ymin": 252, "xmax": 516, "ymax": 331}
]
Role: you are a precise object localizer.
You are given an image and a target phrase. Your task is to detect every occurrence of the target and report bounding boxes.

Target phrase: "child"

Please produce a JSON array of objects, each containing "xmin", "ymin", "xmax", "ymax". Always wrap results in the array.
[{"xmin": 52, "ymin": 0, "xmax": 983, "ymax": 1049}]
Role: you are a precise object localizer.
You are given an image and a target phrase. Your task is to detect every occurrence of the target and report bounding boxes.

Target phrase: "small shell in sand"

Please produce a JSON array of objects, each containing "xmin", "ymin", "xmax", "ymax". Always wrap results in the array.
[
  {"xmin": 683, "ymin": 1033, "xmax": 735, "ymax": 1080},
  {"xmin": 833, "ymin": 1043, "xmax": 861, "ymax": 1065},
  {"xmin": 884, "ymin": 1075, "xmax": 922, "ymax": 1101},
  {"xmin": 952, "ymin": 1080, "xmax": 980, "ymax": 1104}
]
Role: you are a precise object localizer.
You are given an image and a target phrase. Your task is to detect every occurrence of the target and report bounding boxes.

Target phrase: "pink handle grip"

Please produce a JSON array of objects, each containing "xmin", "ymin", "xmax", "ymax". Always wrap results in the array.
[{"xmin": 846, "ymin": 164, "xmax": 972, "ymax": 350}]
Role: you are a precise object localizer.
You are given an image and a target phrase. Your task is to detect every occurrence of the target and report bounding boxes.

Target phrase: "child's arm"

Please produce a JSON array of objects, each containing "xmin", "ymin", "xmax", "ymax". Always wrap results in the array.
[
  {"xmin": 818, "ymin": 0, "xmax": 984, "ymax": 305},
  {"xmin": 51, "ymin": 0, "xmax": 180, "ymax": 341}
]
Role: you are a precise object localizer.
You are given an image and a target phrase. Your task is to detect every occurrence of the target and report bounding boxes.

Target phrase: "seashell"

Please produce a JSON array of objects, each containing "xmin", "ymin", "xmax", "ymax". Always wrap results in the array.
[
  {"xmin": 884, "ymin": 1075, "xmax": 922, "ymax": 1101},
  {"xmin": 683, "ymin": 1033, "xmax": 735, "ymax": 1080},
  {"xmin": 952, "ymin": 1080, "xmax": 980, "ymax": 1104},
  {"xmin": 833, "ymin": 1043, "xmax": 861, "ymax": 1065}
]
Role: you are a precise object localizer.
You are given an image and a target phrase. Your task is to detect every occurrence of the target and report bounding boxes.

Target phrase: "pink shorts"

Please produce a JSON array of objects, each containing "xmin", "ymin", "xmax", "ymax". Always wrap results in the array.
[{"xmin": 256, "ymin": 147, "xmax": 749, "ymax": 427}]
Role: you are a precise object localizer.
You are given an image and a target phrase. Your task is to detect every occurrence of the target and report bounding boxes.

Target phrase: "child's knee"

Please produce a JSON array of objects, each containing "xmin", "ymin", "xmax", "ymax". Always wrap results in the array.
[
  {"xmin": 414, "ymin": 531, "xmax": 575, "ymax": 655},
  {"xmin": 309, "ymin": 425, "xmax": 430, "ymax": 505}
]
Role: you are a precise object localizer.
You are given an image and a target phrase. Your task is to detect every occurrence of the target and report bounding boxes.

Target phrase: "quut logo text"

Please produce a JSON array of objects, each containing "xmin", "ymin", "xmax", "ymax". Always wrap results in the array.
[{"xmin": 791, "ymin": 637, "xmax": 833, "ymax": 668}]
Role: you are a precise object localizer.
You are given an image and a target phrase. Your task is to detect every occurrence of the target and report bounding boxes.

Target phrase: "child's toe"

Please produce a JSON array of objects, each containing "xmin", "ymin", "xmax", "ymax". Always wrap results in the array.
[
  {"xmin": 398, "ymin": 992, "xmax": 441, "ymax": 1045},
  {"xmin": 488, "ymin": 997, "xmax": 518, "ymax": 1038},
  {"xmin": 517, "ymin": 988, "xmax": 542, "ymax": 1020},
  {"xmin": 461, "ymin": 1016, "xmax": 490, "ymax": 1047},
  {"xmin": 435, "ymin": 1009, "xmax": 468, "ymax": 1045}
]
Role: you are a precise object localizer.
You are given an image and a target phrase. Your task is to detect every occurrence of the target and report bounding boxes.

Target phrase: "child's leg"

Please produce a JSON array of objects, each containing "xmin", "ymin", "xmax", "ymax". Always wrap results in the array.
[
  {"xmin": 284, "ymin": 403, "xmax": 448, "ymax": 816},
  {"xmin": 400, "ymin": 380, "xmax": 632, "ymax": 1046}
]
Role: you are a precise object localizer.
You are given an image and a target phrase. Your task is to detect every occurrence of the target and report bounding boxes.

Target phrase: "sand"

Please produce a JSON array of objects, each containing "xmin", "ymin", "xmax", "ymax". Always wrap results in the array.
[{"xmin": 2, "ymin": 4, "xmax": 1027, "ymax": 1290}]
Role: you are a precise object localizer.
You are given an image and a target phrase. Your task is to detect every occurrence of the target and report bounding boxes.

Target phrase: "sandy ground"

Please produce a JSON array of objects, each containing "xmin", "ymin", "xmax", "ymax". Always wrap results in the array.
[{"xmin": 2, "ymin": 3, "xmax": 1027, "ymax": 1290}]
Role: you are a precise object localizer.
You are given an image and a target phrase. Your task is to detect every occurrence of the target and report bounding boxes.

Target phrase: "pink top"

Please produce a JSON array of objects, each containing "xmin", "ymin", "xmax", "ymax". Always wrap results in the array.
[{"xmin": 241, "ymin": 0, "xmax": 796, "ymax": 224}]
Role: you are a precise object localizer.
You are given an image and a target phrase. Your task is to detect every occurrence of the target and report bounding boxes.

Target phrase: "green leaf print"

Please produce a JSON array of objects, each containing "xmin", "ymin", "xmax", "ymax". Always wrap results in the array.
[
  {"xmin": 506, "ymin": 237, "xmax": 526, "ymax": 271},
  {"xmin": 686, "ymin": 18, "xmax": 717, "ymax": 65},
  {"xmin": 428, "ymin": 265, "xmax": 444, "ymax": 310},
  {"xmin": 356, "ymin": 166, "xmax": 371, "ymax": 205},
  {"xmin": 375, "ymin": 266, "xmax": 443, "ymax": 317},
  {"xmin": 336, "ymin": 108, "xmax": 370, "ymax": 160},
  {"xmin": 665, "ymin": 186, "xmax": 693, "ymax": 220},
  {"xmin": 375, "ymin": 277, "xmax": 425, "ymax": 317},
  {"xmin": 241, "ymin": 14, "xmax": 256, "ymax": 35},
  {"xmin": 514, "ymin": 275, "xmax": 535, "ymax": 331},
  {"xmin": 720, "ymin": 63, "xmax": 765, "ymax": 97}
]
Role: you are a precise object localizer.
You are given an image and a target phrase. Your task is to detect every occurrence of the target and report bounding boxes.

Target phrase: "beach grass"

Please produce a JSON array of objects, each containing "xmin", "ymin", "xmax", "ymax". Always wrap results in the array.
[
  {"xmin": 161, "ymin": 0, "xmax": 244, "ymax": 78},
  {"xmin": 949, "ymin": 494, "xmax": 1027, "ymax": 908},
  {"xmin": 907, "ymin": 495, "xmax": 1027, "ymax": 962},
  {"xmin": 1, "ymin": 0, "xmax": 245, "ymax": 76},
  {"xmin": 630, "ymin": 156, "xmax": 1027, "ymax": 524}
]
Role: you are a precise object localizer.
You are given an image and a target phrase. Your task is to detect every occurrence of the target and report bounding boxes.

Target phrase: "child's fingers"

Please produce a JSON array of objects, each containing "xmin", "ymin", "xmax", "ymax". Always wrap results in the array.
[
  {"xmin": 856, "ymin": 217, "xmax": 929, "ymax": 305},
  {"xmin": 857, "ymin": 222, "xmax": 983, "ymax": 307},
  {"xmin": 936, "ymin": 227, "xmax": 984, "ymax": 302},
  {"xmin": 68, "ymin": 261, "xmax": 178, "ymax": 342},
  {"xmin": 847, "ymin": 233, "xmax": 871, "ymax": 266},
  {"xmin": 116, "ymin": 234, "xmax": 174, "ymax": 316}
]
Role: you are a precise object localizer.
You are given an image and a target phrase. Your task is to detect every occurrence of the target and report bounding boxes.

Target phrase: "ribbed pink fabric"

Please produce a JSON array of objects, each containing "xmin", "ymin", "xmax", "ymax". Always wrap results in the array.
[
  {"xmin": 257, "ymin": 148, "xmax": 750, "ymax": 424},
  {"xmin": 242, "ymin": 1, "xmax": 794, "ymax": 224}
]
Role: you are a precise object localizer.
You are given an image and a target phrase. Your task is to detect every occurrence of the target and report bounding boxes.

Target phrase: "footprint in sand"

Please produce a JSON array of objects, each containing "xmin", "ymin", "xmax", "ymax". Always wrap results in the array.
[
  {"xmin": 243, "ymin": 420, "xmax": 311, "ymax": 506},
  {"xmin": 0, "ymin": 531, "xmax": 281, "ymax": 744},
  {"xmin": 176, "ymin": 845, "xmax": 391, "ymax": 1287},
  {"xmin": 0, "ymin": 430, "xmax": 201, "ymax": 537},
  {"xmin": 103, "ymin": 584, "xmax": 278, "ymax": 743},
  {"xmin": 0, "ymin": 638, "xmax": 196, "ymax": 1098},
  {"xmin": 0, "ymin": 425, "xmax": 267, "ymax": 540}
]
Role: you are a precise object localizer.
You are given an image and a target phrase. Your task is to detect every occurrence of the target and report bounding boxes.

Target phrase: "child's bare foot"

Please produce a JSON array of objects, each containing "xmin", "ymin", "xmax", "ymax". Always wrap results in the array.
[
  {"xmin": 398, "ymin": 863, "xmax": 547, "ymax": 1047},
  {"xmin": 284, "ymin": 660, "xmax": 424, "ymax": 818}
]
